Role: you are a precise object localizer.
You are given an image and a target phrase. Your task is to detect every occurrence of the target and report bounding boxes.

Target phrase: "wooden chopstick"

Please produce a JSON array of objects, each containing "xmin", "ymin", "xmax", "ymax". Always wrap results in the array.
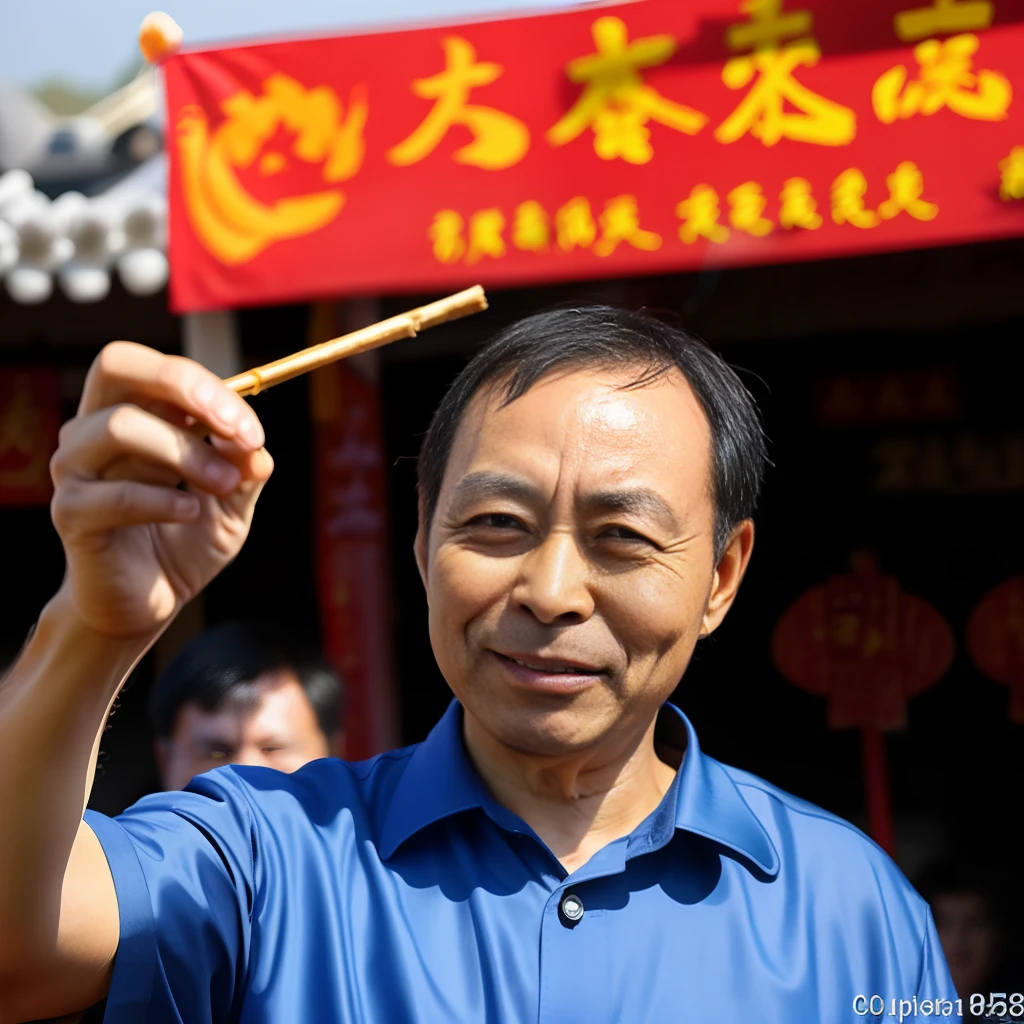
[{"xmin": 224, "ymin": 285, "xmax": 488, "ymax": 398}]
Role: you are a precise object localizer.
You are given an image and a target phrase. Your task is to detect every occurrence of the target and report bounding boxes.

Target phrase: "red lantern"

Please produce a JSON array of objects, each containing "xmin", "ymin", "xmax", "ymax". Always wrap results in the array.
[
  {"xmin": 966, "ymin": 577, "xmax": 1024, "ymax": 723},
  {"xmin": 772, "ymin": 553, "xmax": 955, "ymax": 854}
]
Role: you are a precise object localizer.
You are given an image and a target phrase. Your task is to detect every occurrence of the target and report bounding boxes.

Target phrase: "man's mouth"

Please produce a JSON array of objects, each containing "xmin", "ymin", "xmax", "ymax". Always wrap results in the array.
[
  {"xmin": 489, "ymin": 651, "xmax": 606, "ymax": 692},
  {"xmin": 503, "ymin": 656, "xmax": 599, "ymax": 674},
  {"xmin": 493, "ymin": 651, "xmax": 598, "ymax": 675}
]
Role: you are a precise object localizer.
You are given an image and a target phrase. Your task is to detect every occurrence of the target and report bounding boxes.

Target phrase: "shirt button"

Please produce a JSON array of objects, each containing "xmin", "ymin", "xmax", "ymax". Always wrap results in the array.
[{"xmin": 560, "ymin": 892, "xmax": 584, "ymax": 924}]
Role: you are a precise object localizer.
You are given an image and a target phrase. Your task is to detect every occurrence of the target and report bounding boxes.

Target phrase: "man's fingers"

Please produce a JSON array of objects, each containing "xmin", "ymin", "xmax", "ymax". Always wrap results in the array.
[
  {"xmin": 52, "ymin": 479, "xmax": 200, "ymax": 536},
  {"xmin": 53, "ymin": 405, "xmax": 243, "ymax": 495},
  {"xmin": 206, "ymin": 445, "xmax": 275, "ymax": 529},
  {"xmin": 78, "ymin": 342, "xmax": 264, "ymax": 451}
]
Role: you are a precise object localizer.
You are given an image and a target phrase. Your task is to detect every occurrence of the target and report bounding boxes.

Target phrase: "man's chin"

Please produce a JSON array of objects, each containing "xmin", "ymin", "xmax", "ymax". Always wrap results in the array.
[{"xmin": 464, "ymin": 695, "xmax": 615, "ymax": 758}]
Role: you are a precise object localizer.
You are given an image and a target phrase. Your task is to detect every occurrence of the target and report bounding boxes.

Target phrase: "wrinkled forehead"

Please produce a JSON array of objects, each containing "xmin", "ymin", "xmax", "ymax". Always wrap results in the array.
[{"xmin": 441, "ymin": 366, "xmax": 713, "ymax": 507}]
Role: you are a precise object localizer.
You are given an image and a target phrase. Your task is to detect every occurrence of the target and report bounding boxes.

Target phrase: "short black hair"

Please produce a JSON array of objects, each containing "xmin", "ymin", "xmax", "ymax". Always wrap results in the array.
[
  {"xmin": 148, "ymin": 620, "xmax": 343, "ymax": 741},
  {"xmin": 417, "ymin": 306, "xmax": 767, "ymax": 559},
  {"xmin": 916, "ymin": 858, "xmax": 1005, "ymax": 920}
]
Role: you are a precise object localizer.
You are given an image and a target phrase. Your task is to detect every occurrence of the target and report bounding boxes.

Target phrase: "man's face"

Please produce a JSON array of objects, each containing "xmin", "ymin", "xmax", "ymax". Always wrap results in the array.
[
  {"xmin": 933, "ymin": 891, "xmax": 1002, "ymax": 998},
  {"xmin": 416, "ymin": 367, "xmax": 752, "ymax": 757},
  {"xmin": 157, "ymin": 671, "xmax": 336, "ymax": 790}
]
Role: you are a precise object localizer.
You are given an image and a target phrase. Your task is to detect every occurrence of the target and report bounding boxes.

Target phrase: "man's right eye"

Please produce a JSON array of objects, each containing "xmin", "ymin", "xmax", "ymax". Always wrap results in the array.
[{"xmin": 467, "ymin": 513, "xmax": 522, "ymax": 529}]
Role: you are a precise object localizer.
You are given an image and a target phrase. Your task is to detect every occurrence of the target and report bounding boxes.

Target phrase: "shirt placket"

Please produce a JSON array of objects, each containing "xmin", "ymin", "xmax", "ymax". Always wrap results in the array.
[{"xmin": 536, "ymin": 840, "xmax": 628, "ymax": 1023}]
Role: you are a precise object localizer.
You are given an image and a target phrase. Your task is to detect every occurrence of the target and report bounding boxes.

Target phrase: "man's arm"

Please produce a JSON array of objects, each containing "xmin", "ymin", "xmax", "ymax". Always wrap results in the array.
[{"xmin": 0, "ymin": 342, "xmax": 271, "ymax": 1021}]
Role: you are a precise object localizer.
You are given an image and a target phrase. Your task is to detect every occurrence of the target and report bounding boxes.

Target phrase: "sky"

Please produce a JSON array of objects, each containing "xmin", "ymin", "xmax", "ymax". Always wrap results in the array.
[{"xmin": 0, "ymin": 0, "xmax": 583, "ymax": 90}]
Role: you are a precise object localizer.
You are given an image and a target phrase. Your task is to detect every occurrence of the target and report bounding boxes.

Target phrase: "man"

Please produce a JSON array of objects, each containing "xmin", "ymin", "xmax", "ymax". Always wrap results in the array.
[
  {"xmin": 0, "ymin": 308, "xmax": 955, "ymax": 1022},
  {"xmin": 149, "ymin": 620, "xmax": 344, "ymax": 790},
  {"xmin": 917, "ymin": 858, "xmax": 1021, "ymax": 1004}
]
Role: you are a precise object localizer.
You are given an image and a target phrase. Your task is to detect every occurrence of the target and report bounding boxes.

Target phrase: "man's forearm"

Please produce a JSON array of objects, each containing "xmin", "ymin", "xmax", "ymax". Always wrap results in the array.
[{"xmin": 0, "ymin": 588, "xmax": 156, "ymax": 961}]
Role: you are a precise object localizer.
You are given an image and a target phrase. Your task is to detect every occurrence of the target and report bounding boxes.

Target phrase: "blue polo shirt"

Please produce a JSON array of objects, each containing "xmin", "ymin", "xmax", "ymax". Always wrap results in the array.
[{"xmin": 85, "ymin": 701, "xmax": 956, "ymax": 1022}]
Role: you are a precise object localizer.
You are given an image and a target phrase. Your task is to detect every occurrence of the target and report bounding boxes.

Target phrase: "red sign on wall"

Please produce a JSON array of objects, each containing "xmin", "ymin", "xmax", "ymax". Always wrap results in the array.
[
  {"xmin": 164, "ymin": 0, "xmax": 1024, "ymax": 312},
  {"xmin": 0, "ymin": 368, "xmax": 59, "ymax": 507},
  {"xmin": 311, "ymin": 318, "xmax": 399, "ymax": 757}
]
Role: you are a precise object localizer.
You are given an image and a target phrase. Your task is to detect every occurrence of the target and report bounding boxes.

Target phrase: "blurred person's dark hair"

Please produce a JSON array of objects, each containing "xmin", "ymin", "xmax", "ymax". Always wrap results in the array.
[
  {"xmin": 416, "ymin": 305, "xmax": 768, "ymax": 561},
  {"xmin": 148, "ymin": 620, "xmax": 343, "ymax": 741},
  {"xmin": 916, "ymin": 857, "xmax": 1006, "ymax": 918},
  {"xmin": 917, "ymin": 856, "xmax": 1022, "ymax": 1002}
]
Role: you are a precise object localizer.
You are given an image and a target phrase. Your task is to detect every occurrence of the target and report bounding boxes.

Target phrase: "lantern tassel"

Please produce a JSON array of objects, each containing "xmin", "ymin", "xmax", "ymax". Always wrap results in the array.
[{"xmin": 860, "ymin": 725, "xmax": 895, "ymax": 857}]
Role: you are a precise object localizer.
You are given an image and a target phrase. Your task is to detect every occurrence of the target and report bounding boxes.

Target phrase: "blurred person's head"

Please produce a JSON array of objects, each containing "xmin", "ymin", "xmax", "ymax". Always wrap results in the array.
[
  {"xmin": 917, "ymin": 858, "xmax": 1007, "ymax": 999},
  {"xmin": 149, "ymin": 620, "xmax": 345, "ymax": 790},
  {"xmin": 413, "ymin": 306, "xmax": 764, "ymax": 759}
]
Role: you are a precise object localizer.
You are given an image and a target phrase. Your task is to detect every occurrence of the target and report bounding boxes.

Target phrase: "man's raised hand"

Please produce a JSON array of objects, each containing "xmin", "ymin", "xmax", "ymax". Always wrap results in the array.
[{"xmin": 49, "ymin": 341, "xmax": 274, "ymax": 639}]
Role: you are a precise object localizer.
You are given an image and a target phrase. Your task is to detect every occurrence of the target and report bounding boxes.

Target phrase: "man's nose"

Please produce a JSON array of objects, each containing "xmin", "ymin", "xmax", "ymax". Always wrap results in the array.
[{"xmin": 512, "ymin": 529, "xmax": 595, "ymax": 624}]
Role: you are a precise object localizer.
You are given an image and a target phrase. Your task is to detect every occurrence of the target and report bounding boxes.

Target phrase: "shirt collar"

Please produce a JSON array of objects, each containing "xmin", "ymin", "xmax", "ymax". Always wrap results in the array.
[{"xmin": 380, "ymin": 700, "xmax": 779, "ymax": 878}]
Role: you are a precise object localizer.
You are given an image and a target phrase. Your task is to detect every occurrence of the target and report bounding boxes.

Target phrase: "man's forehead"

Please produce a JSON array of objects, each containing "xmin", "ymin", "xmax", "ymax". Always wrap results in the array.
[
  {"xmin": 444, "ymin": 366, "xmax": 710, "ymax": 488},
  {"xmin": 468, "ymin": 365, "xmax": 703, "ymax": 432},
  {"xmin": 173, "ymin": 673, "xmax": 306, "ymax": 734}
]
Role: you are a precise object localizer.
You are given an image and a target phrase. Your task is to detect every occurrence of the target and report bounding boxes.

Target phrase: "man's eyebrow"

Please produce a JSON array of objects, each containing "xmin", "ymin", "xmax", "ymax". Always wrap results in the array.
[
  {"xmin": 447, "ymin": 473, "xmax": 680, "ymax": 530},
  {"xmin": 446, "ymin": 471, "xmax": 542, "ymax": 509},
  {"xmin": 582, "ymin": 489, "xmax": 681, "ymax": 531}
]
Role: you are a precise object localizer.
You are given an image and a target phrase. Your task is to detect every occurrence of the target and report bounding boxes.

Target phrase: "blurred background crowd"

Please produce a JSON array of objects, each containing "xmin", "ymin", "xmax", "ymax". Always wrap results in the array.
[{"xmin": 1, "ymin": 0, "xmax": 1022, "ymax": 1002}]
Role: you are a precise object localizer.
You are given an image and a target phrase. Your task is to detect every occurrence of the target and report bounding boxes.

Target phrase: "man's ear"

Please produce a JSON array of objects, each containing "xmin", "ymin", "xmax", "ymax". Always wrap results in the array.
[
  {"xmin": 413, "ymin": 492, "xmax": 429, "ymax": 595},
  {"xmin": 700, "ymin": 519, "xmax": 755, "ymax": 638}
]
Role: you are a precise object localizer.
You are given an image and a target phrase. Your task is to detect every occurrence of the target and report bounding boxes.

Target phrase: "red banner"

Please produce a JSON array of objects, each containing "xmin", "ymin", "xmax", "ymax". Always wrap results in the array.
[
  {"xmin": 311, "ymin": 305, "xmax": 399, "ymax": 757},
  {"xmin": 164, "ymin": 0, "xmax": 1024, "ymax": 312},
  {"xmin": 0, "ymin": 368, "xmax": 59, "ymax": 507}
]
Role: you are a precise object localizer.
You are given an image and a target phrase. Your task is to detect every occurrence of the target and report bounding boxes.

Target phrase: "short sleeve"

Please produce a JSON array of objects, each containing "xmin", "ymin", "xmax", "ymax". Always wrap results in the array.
[{"xmin": 84, "ymin": 767, "xmax": 257, "ymax": 1023}]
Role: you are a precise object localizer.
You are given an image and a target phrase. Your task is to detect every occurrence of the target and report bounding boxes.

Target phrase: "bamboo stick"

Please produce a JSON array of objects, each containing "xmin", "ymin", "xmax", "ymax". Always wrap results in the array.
[{"xmin": 223, "ymin": 285, "xmax": 487, "ymax": 398}]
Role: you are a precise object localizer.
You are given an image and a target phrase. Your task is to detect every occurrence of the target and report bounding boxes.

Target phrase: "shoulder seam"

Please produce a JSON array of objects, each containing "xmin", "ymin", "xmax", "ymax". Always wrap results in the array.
[
  {"xmin": 732, "ymin": 777, "xmax": 930, "ymax": 912},
  {"xmin": 343, "ymin": 747, "xmax": 416, "ymax": 782},
  {"xmin": 732, "ymin": 775, "xmax": 899, "ymax": 855}
]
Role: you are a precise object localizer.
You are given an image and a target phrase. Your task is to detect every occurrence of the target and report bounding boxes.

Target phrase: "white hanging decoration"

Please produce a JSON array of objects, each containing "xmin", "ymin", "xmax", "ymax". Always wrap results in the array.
[
  {"xmin": 0, "ymin": 169, "xmax": 34, "ymax": 215},
  {"xmin": 117, "ymin": 192, "xmax": 168, "ymax": 296},
  {"xmin": 119, "ymin": 247, "xmax": 168, "ymax": 296},
  {"xmin": 0, "ymin": 220, "xmax": 18, "ymax": 276},
  {"xmin": 59, "ymin": 201, "xmax": 123, "ymax": 303},
  {"xmin": 4, "ymin": 192, "xmax": 64, "ymax": 305}
]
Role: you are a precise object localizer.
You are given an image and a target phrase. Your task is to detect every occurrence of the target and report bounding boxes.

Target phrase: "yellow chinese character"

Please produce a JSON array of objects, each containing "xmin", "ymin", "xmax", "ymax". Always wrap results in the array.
[
  {"xmin": 872, "ymin": 34, "xmax": 1011, "ymax": 123},
  {"xmin": 547, "ymin": 16, "xmax": 708, "ymax": 165},
  {"xmin": 998, "ymin": 146, "xmax": 1024, "ymax": 200},
  {"xmin": 593, "ymin": 195, "xmax": 662, "ymax": 256},
  {"xmin": 428, "ymin": 210, "xmax": 466, "ymax": 263},
  {"xmin": 513, "ymin": 201, "xmax": 550, "ymax": 251},
  {"xmin": 727, "ymin": 181, "xmax": 773, "ymax": 236},
  {"xmin": 726, "ymin": 0, "xmax": 812, "ymax": 49},
  {"xmin": 894, "ymin": 0, "xmax": 993, "ymax": 43},
  {"xmin": 716, "ymin": 0, "xmax": 856, "ymax": 147},
  {"xmin": 676, "ymin": 185, "xmax": 730, "ymax": 244},
  {"xmin": 778, "ymin": 176, "xmax": 822, "ymax": 228},
  {"xmin": 878, "ymin": 161, "xmax": 938, "ymax": 221},
  {"xmin": 556, "ymin": 197, "xmax": 598, "ymax": 251},
  {"xmin": 831, "ymin": 168, "xmax": 879, "ymax": 228},
  {"xmin": 388, "ymin": 36, "xmax": 530, "ymax": 170},
  {"xmin": 467, "ymin": 208, "xmax": 506, "ymax": 263}
]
